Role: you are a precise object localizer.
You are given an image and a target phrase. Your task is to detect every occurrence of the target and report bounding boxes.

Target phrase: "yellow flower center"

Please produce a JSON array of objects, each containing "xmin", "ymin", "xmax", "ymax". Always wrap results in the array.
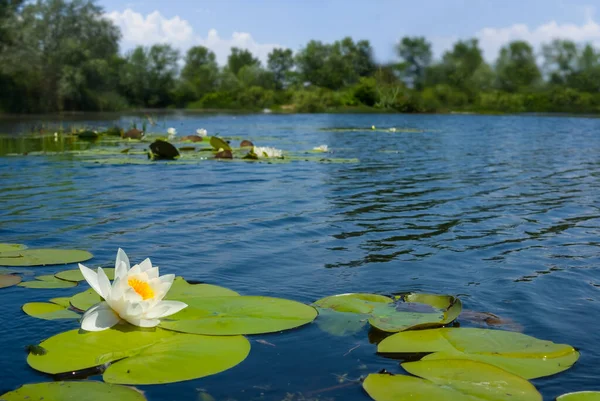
[{"xmin": 128, "ymin": 278, "xmax": 154, "ymax": 300}]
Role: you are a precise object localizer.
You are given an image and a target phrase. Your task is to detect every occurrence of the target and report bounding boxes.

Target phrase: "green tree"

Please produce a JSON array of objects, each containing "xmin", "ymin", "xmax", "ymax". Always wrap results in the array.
[
  {"xmin": 267, "ymin": 48, "xmax": 294, "ymax": 89},
  {"xmin": 568, "ymin": 44, "xmax": 600, "ymax": 92},
  {"xmin": 228, "ymin": 47, "xmax": 260, "ymax": 75},
  {"xmin": 180, "ymin": 46, "xmax": 218, "ymax": 100},
  {"xmin": 396, "ymin": 36, "xmax": 432, "ymax": 89},
  {"xmin": 440, "ymin": 39, "xmax": 486, "ymax": 95},
  {"xmin": 495, "ymin": 40, "xmax": 541, "ymax": 92},
  {"xmin": 542, "ymin": 39, "xmax": 579, "ymax": 85}
]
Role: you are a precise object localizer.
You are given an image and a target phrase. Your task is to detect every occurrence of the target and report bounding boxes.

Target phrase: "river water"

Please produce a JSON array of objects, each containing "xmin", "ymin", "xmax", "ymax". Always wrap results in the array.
[{"xmin": 1, "ymin": 112, "xmax": 599, "ymax": 400}]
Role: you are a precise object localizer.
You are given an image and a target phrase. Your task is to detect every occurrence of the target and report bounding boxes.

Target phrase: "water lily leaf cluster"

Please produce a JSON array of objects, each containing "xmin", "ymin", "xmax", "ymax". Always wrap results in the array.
[
  {"xmin": 0, "ymin": 381, "xmax": 147, "ymax": 401},
  {"xmin": 0, "ymin": 247, "xmax": 93, "ymax": 267}
]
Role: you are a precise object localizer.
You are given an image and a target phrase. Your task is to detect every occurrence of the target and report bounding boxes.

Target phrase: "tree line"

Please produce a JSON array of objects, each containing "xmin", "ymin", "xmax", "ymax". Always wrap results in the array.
[{"xmin": 2, "ymin": 0, "xmax": 600, "ymax": 114}]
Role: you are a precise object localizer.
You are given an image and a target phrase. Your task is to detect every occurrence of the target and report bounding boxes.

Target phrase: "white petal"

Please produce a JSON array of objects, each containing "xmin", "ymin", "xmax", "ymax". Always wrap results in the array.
[
  {"xmin": 138, "ymin": 258, "xmax": 153, "ymax": 273},
  {"xmin": 146, "ymin": 267, "xmax": 159, "ymax": 280},
  {"xmin": 145, "ymin": 300, "xmax": 188, "ymax": 319},
  {"xmin": 125, "ymin": 302, "xmax": 144, "ymax": 317},
  {"xmin": 110, "ymin": 276, "xmax": 123, "ymax": 300},
  {"xmin": 96, "ymin": 267, "xmax": 112, "ymax": 299},
  {"xmin": 124, "ymin": 317, "xmax": 160, "ymax": 327},
  {"xmin": 159, "ymin": 274, "xmax": 175, "ymax": 287},
  {"xmin": 81, "ymin": 302, "xmax": 120, "ymax": 331},
  {"xmin": 123, "ymin": 287, "xmax": 143, "ymax": 303},
  {"xmin": 129, "ymin": 264, "xmax": 141, "ymax": 276},
  {"xmin": 115, "ymin": 248, "xmax": 130, "ymax": 271},
  {"xmin": 78, "ymin": 263, "xmax": 104, "ymax": 298}
]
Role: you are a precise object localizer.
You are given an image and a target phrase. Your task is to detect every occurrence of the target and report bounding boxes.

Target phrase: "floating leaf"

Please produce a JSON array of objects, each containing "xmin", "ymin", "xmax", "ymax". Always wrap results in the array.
[
  {"xmin": 22, "ymin": 302, "xmax": 80, "ymax": 320},
  {"xmin": 210, "ymin": 136, "xmax": 231, "ymax": 151},
  {"xmin": 0, "ymin": 274, "xmax": 21, "ymax": 288},
  {"xmin": 0, "ymin": 381, "xmax": 147, "ymax": 401},
  {"xmin": 160, "ymin": 296, "xmax": 318, "ymax": 335},
  {"xmin": 50, "ymin": 297, "xmax": 72, "ymax": 308},
  {"xmin": 363, "ymin": 360, "xmax": 541, "ymax": 401},
  {"xmin": 0, "ymin": 249, "xmax": 93, "ymax": 266},
  {"xmin": 166, "ymin": 277, "xmax": 240, "ymax": 299},
  {"xmin": 55, "ymin": 268, "xmax": 115, "ymax": 282},
  {"xmin": 557, "ymin": 392, "xmax": 600, "ymax": 401},
  {"xmin": 313, "ymin": 292, "xmax": 461, "ymax": 333},
  {"xmin": 70, "ymin": 288, "xmax": 101, "ymax": 311},
  {"xmin": 19, "ymin": 275, "xmax": 78, "ymax": 289},
  {"xmin": 0, "ymin": 243, "xmax": 27, "ymax": 252},
  {"xmin": 314, "ymin": 308, "xmax": 367, "ymax": 337},
  {"xmin": 378, "ymin": 328, "xmax": 579, "ymax": 379},
  {"xmin": 28, "ymin": 326, "xmax": 250, "ymax": 385},
  {"xmin": 149, "ymin": 140, "xmax": 180, "ymax": 160}
]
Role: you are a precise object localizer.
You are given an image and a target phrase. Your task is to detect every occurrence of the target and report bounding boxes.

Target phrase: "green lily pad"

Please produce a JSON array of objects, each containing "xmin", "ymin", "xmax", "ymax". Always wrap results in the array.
[
  {"xmin": 166, "ymin": 277, "xmax": 240, "ymax": 299},
  {"xmin": 22, "ymin": 302, "xmax": 80, "ymax": 320},
  {"xmin": 0, "ymin": 243, "xmax": 27, "ymax": 252},
  {"xmin": 19, "ymin": 275, "xmax": 78, "ymax": 289},
  {"xmin": 0, "ymin": 381, "xmax": 147, "ymax": 401},
  {"xmin": 210, "ymin": 136, "xmax": 231, "ymax": 151},
  {"xmin": 149, "ymin": 140, "xmax": 180, "ymax": 160},
  {"xmin": 28, "ymin": 326, "xmax": 250, "ymax": 385},
  {"xmin": 363, "ymin": 360, "xmax": 541, "ymax": 401},
  {"xmin": 70, "ymin": 288, "xmax": 102, "ymax": 311},
  {"xmin": 50, "ymin": 297, "xmax": 72, "ymax": 308},
  {"xmin": 160, "ymin": 296, "xmax": 318, "ymax": 335},
  {"xmin": 0, "ymin": 249, "xmax": 93, "ymax": 266},
  {"xmin": 378, "ymin": 328, "xmax": 579, "ymax": 379},
  {"xmin": 55, "ymin": 268, "xmax": 115, "ymax": 282},
  {"xmin": 0, "ymin": 274, "xmax": 22, "ymax": 288},
  {"xmin": 313, "ymin": 293, "xmax": 461, "ymax": 333},
  {"xmin": 314, "ymin": 308, "xmax": 368, "ymax": 337},
  {"xmin": 557, "ymin": 392, "xmax": 600, "ymax": 401}
]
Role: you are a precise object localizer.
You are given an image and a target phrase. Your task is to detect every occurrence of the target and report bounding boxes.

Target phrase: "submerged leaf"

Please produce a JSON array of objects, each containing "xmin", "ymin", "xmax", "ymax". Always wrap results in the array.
[
  {"xmin": 0, "ymin": 381, "xmax": 147, "ymax": 401},
  {"xmin": 0, "ymin": 243, "xmax": 27, "ymax": 252},
  {"xmin": 0, "ymin": 249, "xmax": 93, "ymax": 266}
]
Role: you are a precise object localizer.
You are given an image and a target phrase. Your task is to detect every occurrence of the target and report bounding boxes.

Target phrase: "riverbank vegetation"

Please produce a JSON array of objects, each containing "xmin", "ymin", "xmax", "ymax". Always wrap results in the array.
[{"xmin": 2, "ymin": 0, "xmax": 600, "ymax": 115}]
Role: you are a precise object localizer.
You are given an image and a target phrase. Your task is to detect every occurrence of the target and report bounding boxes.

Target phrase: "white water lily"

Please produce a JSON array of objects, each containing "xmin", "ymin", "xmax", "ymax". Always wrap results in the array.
[
  {"xmin": 313, "ymin": 145, "xmax": 328, "ymax": 152},
  {"xmin": 196, "ymin": 128, "xmax": 208, "ymax": 137},
  {"xmin": 78, "ymin": 249, "xmax": 187, "ymax": 331},
  {"xmin": 252, "ymin": 146, "xmax": 283, "ymax": 158},
  {"xmin": 167, "ymin": 127, "xmax": 177, "ymax": 140}
]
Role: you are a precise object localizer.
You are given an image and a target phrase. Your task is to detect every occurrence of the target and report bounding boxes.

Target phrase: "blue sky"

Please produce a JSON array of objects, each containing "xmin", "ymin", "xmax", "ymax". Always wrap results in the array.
[{"xmin": 98, "ymin": 0, "xmax": 600, "ymax": 64}]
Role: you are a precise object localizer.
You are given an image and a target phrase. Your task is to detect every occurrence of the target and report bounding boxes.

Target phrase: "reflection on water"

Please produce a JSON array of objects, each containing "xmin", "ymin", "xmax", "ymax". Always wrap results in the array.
[{"xmin": 1, "ymin": 113, "xmax": 600, "ymax": 400}]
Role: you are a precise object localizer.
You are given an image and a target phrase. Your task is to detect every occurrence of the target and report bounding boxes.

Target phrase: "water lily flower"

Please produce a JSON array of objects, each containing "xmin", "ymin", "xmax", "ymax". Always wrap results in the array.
[
  {"xmin": 371, "ymin": 125, "xmax": 376, "ymax": 130},
  {"xmin": 78, "ymin": 249, "xmax": 187, "ymax": 331},
  {"xmin": 167, "ymin": 127, "xmax": 177, "ymax": 140},
  {"xmin": 313, "ymin": 145, "xmax": 328, "ymax": 152},
  {"xmin": 196, "ymin": 128, "xmax": 208, "ymax": 137},
  {"xmin": 252, "ymin": 146, "xmax": 283, "ymax": 158},
  {"xmin": 389, "ymin": 127, "xmax": 397, "ymax": 132}
]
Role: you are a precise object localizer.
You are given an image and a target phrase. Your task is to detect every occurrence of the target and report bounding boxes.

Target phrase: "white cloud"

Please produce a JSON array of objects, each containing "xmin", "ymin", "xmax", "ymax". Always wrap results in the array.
[{"xmin": 104, "ymin": 9, "xmax": 282, "ymax": 65}]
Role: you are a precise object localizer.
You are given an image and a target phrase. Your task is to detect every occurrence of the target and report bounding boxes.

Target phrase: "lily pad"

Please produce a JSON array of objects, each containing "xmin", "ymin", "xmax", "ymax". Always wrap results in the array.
[
  {"xmin": 22, "ymin": 302, "xmax": 80, "ymax": 320},
  {"xmin": 0, "ymin": 249, "xmax": 93, "ymax": 266},
  {"xmin": 166, "ymin": 277, "xmax": 240, "ymax": 299},
  {"xmin": 50, "ymin": 297, "xmax": 72, "ymax": 308},
  {"xmin": 160, "ymin": 296, "xmax": 318, "ymax": 335},
  {"xmin": 0, "ymin": 274, "xmax": 22, "ymax": 288},
  {"xmin": 363, "ymin": 360, "xmax": 541, "ymax": 401},
  {"xmin": 313, "ymin": 292, "xmax": 461, "ymax": 333},
  {"xmin": 557, "ymin": 392, "xmax": 600, "ymax": 401},
  {"xmin": 314, "ymin": 308, "xmax": 367, "ymax": 337},
  {"xmin": 28, "ymin": 326, "xmax": 250, "ymax": 385},
  {"xmin": 0, "ymin": 243, "xmax": 27, "ymax": 252},
  {"xmin": 55, "ymin": 268, "xmax": 115, "ymax": 282},
  {"xmin": 210, "ymin": 136, "xmax": 231, "ymax": 151},
  {"xmin": 378, "ymin": 328, "xmax": 579, "ymax": 379},
  {"xmin": 0, "ymin": 381, "xmax": 147, "ymax": 401},
  {"xmin": 19, "ymin": 275, "xmax": 78, "ymax": 289},
  {"xmin": 70, "ymin": 288, "xmax": 102, "ymax": 311},
  {"xmin": 149, "ymin": 140, "xmax": 180, "ymax": 160}
]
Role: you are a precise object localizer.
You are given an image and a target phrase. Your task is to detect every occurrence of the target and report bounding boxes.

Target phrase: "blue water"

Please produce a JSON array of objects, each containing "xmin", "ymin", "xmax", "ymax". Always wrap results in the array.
[{"xmin": 1, "ymin": 113, "xmax": 600, "ymax": 400}]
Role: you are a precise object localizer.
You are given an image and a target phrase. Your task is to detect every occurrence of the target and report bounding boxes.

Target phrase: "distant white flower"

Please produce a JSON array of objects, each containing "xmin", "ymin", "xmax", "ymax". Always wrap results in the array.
[
  {"xmin": 389, "ymin": 128, "xmax": 397, "ymax": 132},
  {"xmin": 78, "ymin": 249, "xmax": 187, "ymax": 331},
  {"xmin": 252, "ymin": 146, "xmax": 283, "ymax": 158},
  {"xmin": 167, "ymin": 127, "xmax": 177, "ymax": 140},
  {"xmin": 196, "ymin": 128, "xmax": 208, "ymax": 137},
  {"xmin": 313, "ymin": 145, "xmax": 329, "ymax": 152},
  {"xmin": 371, "ymin": 125, "xmax": 376, "ymax": 130}
]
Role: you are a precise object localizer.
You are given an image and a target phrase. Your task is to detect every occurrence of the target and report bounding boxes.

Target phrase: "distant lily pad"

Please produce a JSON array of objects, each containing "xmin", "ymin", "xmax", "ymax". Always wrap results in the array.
[
  {"xmin": 557, "ymin": 392, "xmax": 600, "ymax": 401},
  {"xmin": 149, "ymin": 140, "xmax": 180, "ymax": 160},
  {"xmin": 22, "ymin": 302, "xmax": 80, "ymax": 320},
  {"xmin": 0, "ymin": 249, "xmax": 93, "ymax": 266},
  {"xmin": 28, "ymin": 326, "xmax": 250, "ymax": 385},
  {"xmin": 160, "ymin": 296, "xmax": 318, "ymax": 335},
  {"xmin": 378, "ymin": 328, "xmax": 579, "ymax": 379},
  {"xmin": 0, "ymin": 381, "xmax": 146, "ymax": 401},
  {"xmin": 210, "ymin": 136, "xmax": 231, "ymax": 151},
  {"xmin": 0, "ymin": 243, "xmax": 27, "ymax": 252},
  {"xmin": 313, "ymin": 292, "xmax": 461, "ymax": 333},
  {"xmin": 0, "ymin": 274, "xmax": 22, "ymax": 288},
  {"xmin": 363, "ymin": 360, "xmax": 541, "ymax": 401},
  {"xmin": 19, "ymin": 275, "xmax": 78, "ymax": 289},
  {"xmin": 55, "ymin": 268, "xmax": 115, "ymax": 282}
]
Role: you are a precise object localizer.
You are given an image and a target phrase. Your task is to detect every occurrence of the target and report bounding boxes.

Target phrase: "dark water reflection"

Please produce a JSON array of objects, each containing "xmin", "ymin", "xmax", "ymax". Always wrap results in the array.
[{"xmin": 1, "ymin": 113, "xmax": 600, "ymax": 400}]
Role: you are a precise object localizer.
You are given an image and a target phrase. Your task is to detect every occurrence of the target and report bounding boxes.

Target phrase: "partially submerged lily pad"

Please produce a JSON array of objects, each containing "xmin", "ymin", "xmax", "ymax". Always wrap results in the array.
[
  {"xmin": 0, "ymin": 243, "xmax": 27, "ymax": 252},
  {"xmin": 0, "ymin": 274, "xmax": 22, "ymax": 288},
  {"xmin": 362, "ymin": 359, "xmax": 541, "ymax": 401},
  {"xmin": 0, "ymin": 381, "xmax": 147, "ymax": 401},
  {"xmin": 149, "ymin": 140, "xmax": 180, "ymax": 160},
  {"xmin": 0, "ymin": 249, "xmax": 93, "ymax": 266},
  {"xmin": 313, "ymin": 292, "xmax": 461, "ymax": 333},
  {"xmin": 28, "ymin": 326, "xmax": 250, "ymax": 385},
  {"xmin": 378, "ymin": 327, "xmax": 579, "ymax": 379},
  {"xmin": 22, "ymin": 302, "xmax": 80, "ymax": 320},
  {"xmin": 210, "ymin": 136, "xmax": 231, "ymax": 151},
  {"xmin": 314, "ymin": 308, "xmax": 368, "ymax": 337},
  {"xmin": 55, "ymin": 268, "xmax": 115, "ymax": 283},
  {"xmin": 19, "ymin": 275, "xmax": 78, "ymax": 289},
  {"xmin": 160, "ymin": 296, "xmax": 318, "ymax": 335},
  {"xmin": 557, "ymin": 392, "xmax": 600, "ymax": 401}
]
